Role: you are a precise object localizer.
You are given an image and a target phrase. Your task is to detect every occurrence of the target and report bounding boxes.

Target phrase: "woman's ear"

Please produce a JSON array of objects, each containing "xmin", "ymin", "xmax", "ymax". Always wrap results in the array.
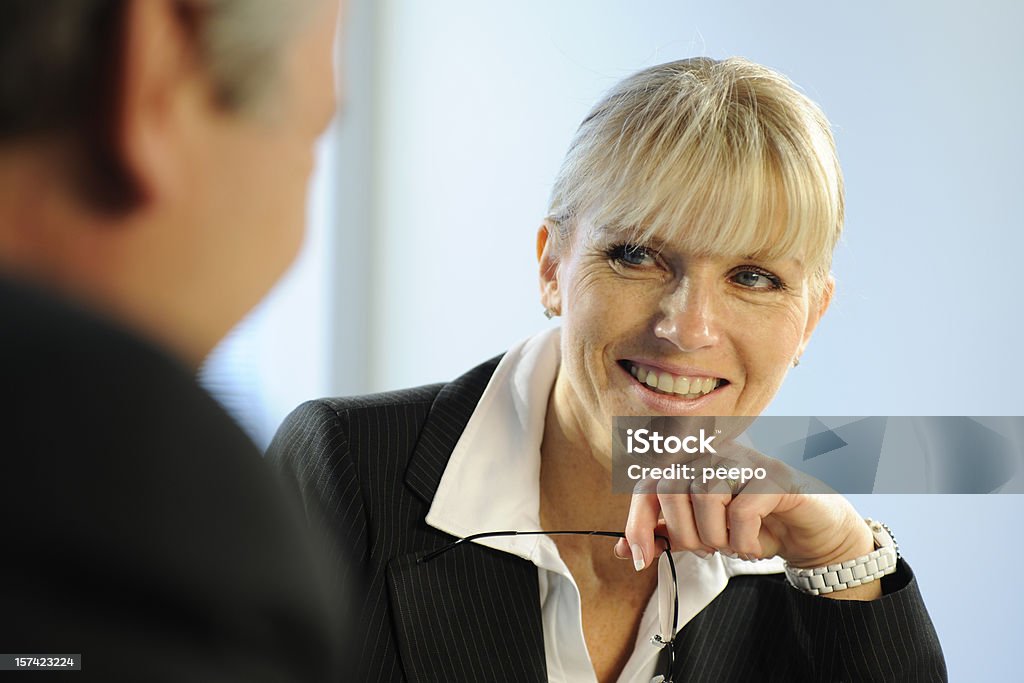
[{"xmin": 537, "ymin": 222, "xmax": 562, "ymax": 315}]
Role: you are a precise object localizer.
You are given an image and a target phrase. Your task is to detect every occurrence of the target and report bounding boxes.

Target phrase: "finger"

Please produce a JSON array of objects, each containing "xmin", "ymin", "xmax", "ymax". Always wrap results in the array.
[
  {"xmin": 623, "ymin": 491, "xmax": 662, "ymax": 571},
  {"xmin": 654, "ymin": 487, "xmax": 715, "ymax": 557},
  {"xmin": 650, "ymin": 522, "xmax": 671, "ymax": 551},
  {"xmin": 616, "ymin": 477, "xmax": 661, "ymax": 563},
  {"xmin": 689, "ymin": 478, "xmax": 734, "ymax": 553},
  {"xmin": 726, "ymin": 481, "xmax": 785, "ymax": 558},
  {"xmin": 616, "ymin": 525, "xmax": 673, "ymax": 556}
]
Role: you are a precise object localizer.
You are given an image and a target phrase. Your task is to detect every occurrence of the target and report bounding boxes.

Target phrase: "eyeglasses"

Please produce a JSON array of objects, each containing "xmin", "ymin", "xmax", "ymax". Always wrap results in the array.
[{"xmin": 420, "ymin": 530, "xmax": 679, "ymax": 683}]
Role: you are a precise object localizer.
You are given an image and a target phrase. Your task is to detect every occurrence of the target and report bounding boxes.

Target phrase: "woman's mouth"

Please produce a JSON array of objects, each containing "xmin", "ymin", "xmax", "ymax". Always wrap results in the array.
[{"xmin": 619, "ymin": 360, "xmax": 728, "ymax": 399}]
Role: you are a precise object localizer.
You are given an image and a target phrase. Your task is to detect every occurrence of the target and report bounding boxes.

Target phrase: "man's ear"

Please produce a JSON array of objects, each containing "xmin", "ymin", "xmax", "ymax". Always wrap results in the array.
[
  {"xmin": 112, "ymin": 0, "xmax": 200, "ymax": 209},
  {"xmin": 797, "ymin": 275, "xmax": 834, "ymax": 358},
  {"xmin": 537, "ymin": 222, "xmax": 562, "ymax": 315}
]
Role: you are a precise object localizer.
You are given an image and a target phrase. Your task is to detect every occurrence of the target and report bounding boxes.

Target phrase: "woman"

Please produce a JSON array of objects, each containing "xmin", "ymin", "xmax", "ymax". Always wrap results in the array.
[{"xmin": 270, "ymin": 57, "xmax": 946, "ymax": 682}]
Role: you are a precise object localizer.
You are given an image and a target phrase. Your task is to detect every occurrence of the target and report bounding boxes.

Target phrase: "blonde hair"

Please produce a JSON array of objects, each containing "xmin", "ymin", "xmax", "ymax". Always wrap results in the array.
[{"xmin": 546, "ymin": 57, "xmax": 843, "ymax": 297}]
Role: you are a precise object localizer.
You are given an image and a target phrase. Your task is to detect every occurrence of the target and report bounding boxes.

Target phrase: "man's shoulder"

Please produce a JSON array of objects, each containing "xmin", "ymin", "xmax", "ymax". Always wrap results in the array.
[
  {"xmin": 0, "ymin": 277, "xmax": 204, "ymax": 404},
  {"xmin": 2, "ymin": 277, "xmax": 258, "ymax": 461},
  {"xmin": 5, "ymin": 271, "xmax": 258, "ymax": 463},
  {"xmin": 0, "ymin": 276, "xmax": 271, "ymax": 512}
]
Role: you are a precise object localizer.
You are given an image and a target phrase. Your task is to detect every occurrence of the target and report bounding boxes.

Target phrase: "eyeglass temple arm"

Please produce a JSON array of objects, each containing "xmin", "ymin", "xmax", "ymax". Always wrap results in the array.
[{"xmin": 419, "ymin": 530, "xmax": 671, "ymax": 562}]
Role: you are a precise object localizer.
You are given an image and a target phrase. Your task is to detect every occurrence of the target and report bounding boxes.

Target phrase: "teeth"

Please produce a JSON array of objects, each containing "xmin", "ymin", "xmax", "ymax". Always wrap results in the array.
[
  {"xmin": 657, "ymin": 373, "xmax": 674, "ymax": 392},
  {"xmin": 627, "ymin": 363, "xmax": 722, "ymax": 399}
]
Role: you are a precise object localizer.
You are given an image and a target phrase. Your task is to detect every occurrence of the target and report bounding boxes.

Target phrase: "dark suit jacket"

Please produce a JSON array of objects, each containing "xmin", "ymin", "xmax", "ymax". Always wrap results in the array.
[
  {"xmin": 0, "ymin": 278, "xmax": 344, "ymax": 681},
  {"xmin": 270, "ymin": 355, "xmax": 947, "ymax": 682}
]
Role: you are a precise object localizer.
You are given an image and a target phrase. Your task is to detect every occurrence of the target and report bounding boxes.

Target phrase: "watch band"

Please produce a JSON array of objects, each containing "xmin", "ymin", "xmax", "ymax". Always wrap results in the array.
[{"xmin": 784, "ymin": 518, "xmax": 900, "ymax": 596}]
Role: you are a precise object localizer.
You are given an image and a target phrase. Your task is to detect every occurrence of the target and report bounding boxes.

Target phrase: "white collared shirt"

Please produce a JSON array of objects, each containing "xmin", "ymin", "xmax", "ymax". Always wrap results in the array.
[{"xmin": 426, "ymin": 329, "xmax": 784, "ymax": 683}]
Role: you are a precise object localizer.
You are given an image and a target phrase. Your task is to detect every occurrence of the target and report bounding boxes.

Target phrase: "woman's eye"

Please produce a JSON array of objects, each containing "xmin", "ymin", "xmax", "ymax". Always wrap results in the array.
[
  {"xmin": 731, "ymin": 268, "xmax": 783, "ymax": 290},
  {"xmin": 608, "ymin": 243, "xmax": 655, "ymax": 267}
]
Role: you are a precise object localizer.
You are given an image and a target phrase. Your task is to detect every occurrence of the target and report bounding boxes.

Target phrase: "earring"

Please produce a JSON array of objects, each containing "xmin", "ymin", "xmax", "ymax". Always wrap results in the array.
[
  {"xmin": 543, "ymin": 308, "xmax": 555, "ymax": 320},
  {"xmin": 792, "ymin": 357, "xmax": 801, "ymax": 368}
]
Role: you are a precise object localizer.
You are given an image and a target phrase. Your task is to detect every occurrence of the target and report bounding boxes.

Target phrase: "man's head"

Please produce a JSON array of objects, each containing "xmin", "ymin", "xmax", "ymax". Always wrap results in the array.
[{"xmin": 0, "ymin": 0, "xmax": 341, "ymax": 365}]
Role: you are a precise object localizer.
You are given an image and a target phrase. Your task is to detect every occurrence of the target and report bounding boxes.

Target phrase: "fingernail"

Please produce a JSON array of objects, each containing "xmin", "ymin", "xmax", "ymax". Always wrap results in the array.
[
  {"xmin": 693, "ymin": 549, "xmax": 710, "ymax": 559},
  {"xmin": 723, "ymin": 551, "xmax": 739, "ymax": 559},
  {"xmin": 631, "ymin": 543, "xmax": 645, "ymax": 571},
  {"xmin": 612, "ymin": 542, "xmax": 627, "ymax": 560}
]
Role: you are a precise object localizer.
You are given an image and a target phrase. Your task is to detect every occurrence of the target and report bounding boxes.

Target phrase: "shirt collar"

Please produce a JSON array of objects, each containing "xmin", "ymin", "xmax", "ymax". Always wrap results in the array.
[{"xmin": 425, "ymin": 328, "xmax": 560, "ymax": 563}]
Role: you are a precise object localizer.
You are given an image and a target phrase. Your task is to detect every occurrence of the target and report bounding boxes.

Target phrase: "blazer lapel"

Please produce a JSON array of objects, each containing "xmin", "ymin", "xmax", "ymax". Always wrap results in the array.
[
  {"xmin": 395, "ymin": 354, "xmax": 546, "ymax": 681},
  {"xmin": 387, "ymin": 544, "xmax": 547, "ymax": 682},
  {"xmin": 404, "ymin": 355, "xmax": 502, "ymax": 506}
]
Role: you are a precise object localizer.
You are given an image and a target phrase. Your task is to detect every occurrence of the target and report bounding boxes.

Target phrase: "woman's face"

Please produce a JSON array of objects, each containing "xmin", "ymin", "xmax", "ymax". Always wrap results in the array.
[{"xmin": 539, "ymin": 219, "xmax": 832, "ymax": 448}]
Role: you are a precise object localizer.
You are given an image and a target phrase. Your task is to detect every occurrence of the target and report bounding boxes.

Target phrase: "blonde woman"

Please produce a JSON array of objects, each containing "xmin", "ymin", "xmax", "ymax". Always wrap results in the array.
[{"xmin": 272, "ymin": 58, "xmax": 946, "ymax": 682}]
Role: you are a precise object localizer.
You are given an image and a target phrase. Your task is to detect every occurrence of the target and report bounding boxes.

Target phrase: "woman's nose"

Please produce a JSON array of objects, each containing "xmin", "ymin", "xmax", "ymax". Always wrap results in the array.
[{"xmin": 653, "ymin": 281, "xmax": 720, "ymax": 352}]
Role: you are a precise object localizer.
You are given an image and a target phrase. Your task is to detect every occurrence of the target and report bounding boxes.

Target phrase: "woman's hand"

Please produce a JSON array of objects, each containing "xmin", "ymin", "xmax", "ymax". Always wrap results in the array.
[{"xmin": 613, "ymin": 448, "xmax": 881, "ymax": 600}]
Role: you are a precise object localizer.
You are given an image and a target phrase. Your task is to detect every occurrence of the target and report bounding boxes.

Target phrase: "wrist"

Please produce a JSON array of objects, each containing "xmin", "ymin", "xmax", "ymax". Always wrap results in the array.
[{"xmin": 792, "ymin": 518, "xmax": 875, "ymax": 570}]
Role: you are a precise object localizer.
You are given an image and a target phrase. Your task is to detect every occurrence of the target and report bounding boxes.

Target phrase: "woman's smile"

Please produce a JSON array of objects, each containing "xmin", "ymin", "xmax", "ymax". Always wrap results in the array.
[
  {"xmin": 620, "ymin": 359, "xmax": 729, "ymax": 398},
  {"xmin": 615, "ymin": 358, "xmax": 733, "ymax": 415}
]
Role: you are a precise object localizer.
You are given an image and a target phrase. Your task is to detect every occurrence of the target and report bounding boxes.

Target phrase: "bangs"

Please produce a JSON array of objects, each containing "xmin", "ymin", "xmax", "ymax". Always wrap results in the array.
[
  {"xmin": 549, "ymin": 58, "xmax": 844, "ymax": 284},
  {"xmin": 593, "ymin": 129, "xmax": 839, "ymax": 271}
]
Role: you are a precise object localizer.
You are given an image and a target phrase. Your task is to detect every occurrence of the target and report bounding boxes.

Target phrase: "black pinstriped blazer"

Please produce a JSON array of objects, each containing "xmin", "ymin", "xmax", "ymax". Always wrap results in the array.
[{"xmin": 269, "ymin": 356, "xmax": 947, "ymax": 682}]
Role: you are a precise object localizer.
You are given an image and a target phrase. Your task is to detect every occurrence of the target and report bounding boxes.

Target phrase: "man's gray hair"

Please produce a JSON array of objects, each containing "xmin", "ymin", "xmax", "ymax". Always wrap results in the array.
[{"xmin": 0, "ymin": 0, "xmax": 319, "ymax": 208}]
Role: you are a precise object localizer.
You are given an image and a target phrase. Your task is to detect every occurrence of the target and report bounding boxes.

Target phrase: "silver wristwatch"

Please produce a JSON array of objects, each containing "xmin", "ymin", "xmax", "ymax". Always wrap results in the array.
[{"xmin": 784, "ymin": 519, "xmax": 900, "ymax": 596}]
